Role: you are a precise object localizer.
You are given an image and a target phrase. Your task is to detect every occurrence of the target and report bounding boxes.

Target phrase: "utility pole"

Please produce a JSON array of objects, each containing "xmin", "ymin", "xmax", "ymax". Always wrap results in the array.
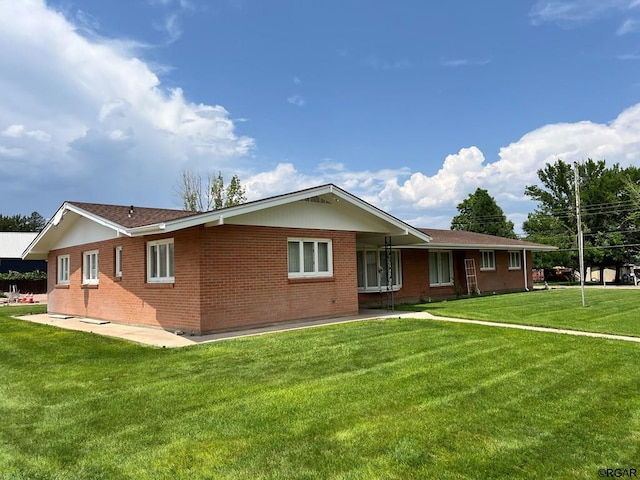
[{"xmin": 574, "ymin": 162, "xmax": 586, "ymax": 307}]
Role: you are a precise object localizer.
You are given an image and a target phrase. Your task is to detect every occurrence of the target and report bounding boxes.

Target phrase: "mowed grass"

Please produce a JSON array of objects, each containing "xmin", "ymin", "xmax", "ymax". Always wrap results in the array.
[
  {"xmin": 402, "ymin": 287, "xmax": 640, "ymax": 337},
  {"xmin": 1, "ymin": 307, "xmax": 640, "ymax": 479}
]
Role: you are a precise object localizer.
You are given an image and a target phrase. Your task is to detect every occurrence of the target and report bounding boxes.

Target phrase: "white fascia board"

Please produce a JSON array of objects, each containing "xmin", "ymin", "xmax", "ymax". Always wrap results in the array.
[
  {"xmin": 22, "ymin": 207, "xmax": 60, "ymax": 259},
  {"xmin": 128, "ymin": 216, "xmax": 217, "ymax": 236},
  {"xmin": 22, "ymin": 202, "xmax": 130, "ymax": 259},
  {"xmin": 22, "ymin": 225, "xmax": 50, "ymax": 259}
]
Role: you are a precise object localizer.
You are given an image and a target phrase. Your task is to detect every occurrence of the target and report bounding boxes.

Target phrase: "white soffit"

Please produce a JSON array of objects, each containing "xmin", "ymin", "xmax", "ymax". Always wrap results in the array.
[
  {"xmin": 50, "ymin": 213, "xmax": 120, "ymax": 250},
  {"xmin": 222, "ymin": 196, "xmax": 403, "ymax": 233}
]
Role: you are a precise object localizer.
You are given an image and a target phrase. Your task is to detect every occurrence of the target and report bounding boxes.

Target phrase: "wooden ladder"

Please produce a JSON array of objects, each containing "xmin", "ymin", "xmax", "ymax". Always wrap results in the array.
[{"xmin": 464, "ymin": 259, "xmax": 479, "ymax": 296}]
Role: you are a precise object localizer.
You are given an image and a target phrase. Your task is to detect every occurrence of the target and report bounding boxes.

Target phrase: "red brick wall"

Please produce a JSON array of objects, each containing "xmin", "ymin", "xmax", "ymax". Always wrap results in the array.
[
  {"xmin": 358, "ymin": 249, "xmax": 454, "ymax": 306},
  {"xmin": 47, "ymin": 229, "xmax": 203, "ymax": 333},
  {"xmin": 464, "ymin": 250, "xmax": 532, "ymax": 293},
  {"xmin": 358, "ymin": 248, "xmax": 534, "ymax": 307},
  {"xmin": 47, "ymin": 225, "xmax": 359, "ymax": 334},
  {"xmin": 199, "ymin": 225, "xmax": 358, "ymax": 332}
]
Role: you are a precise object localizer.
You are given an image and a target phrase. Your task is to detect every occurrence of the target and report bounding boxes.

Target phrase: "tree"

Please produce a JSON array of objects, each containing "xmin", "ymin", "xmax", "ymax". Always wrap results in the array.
[
  {"xmin": 523, "ymin": 159, "xmax": 579, "ymax": 269},
  {"xmin": 450, "ymin": 188, "xmax": 517, "ymax": 238},
  {"xmin": 225, "ymin": 174, "xmax": 246, "ymax": 207},
  {"xmin": 176, "ymin": 170, "xmax": 201, "ymax": 212},
  {"xmin": 0, "ymin": 211, "xmax": 45, "ymax": 232},
  {"xmin": 210, "ymin": 171, "xmax": 224, "ymax": 210},
  {"xmin": 523, "ymin": 158, "xmax": 640, "ymax": 276},
  {"xmin": 175, "ymin": 169, "xmax": 246, "ymax": 212}
]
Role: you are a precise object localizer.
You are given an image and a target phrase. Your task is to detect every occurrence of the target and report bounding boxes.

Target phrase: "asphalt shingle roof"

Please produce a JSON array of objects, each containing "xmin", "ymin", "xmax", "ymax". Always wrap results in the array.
[
  {"xmin": 419, "ymin": 228, "xmax": 550, "ymax": 248},
  {"xmin": 69, "ymin": 202, "xmax": 198, "ymax": 229}
]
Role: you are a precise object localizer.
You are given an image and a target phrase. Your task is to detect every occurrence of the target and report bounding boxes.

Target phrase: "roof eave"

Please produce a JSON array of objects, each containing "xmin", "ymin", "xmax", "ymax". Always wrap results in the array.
[
  {"xmin": 22, "ymin": 202, "xmax": 131, "ymax": 259},
  {"xmin": 401, "ymin": 242, "xmax": 558, "ymax": 251},
  {"xmin": 137, "ymin": 184, "xmax": 432, "ymax": 244}
]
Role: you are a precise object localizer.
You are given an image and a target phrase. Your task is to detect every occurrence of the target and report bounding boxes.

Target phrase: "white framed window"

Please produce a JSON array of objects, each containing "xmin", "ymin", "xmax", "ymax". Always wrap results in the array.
[
  {"xmin": 288, "ymin": 238, "xmax": 332, "ymax": 278},
  {"xmin": 115, "ymin": 246, "xmax": 123, "ymax": 277},
  {"xmin": 429, "ymin": 251, "xmax": 453, "ymax": 286},
  {"xmin": 357, "ymin": 249, "xmax": 402, "ymax": 291},
  {"xmin": 147, "ymin": 238, "xmax": 174, "ymax": 283},
  {"xmin": 57, "ymin": 255, "xmax": 70, "ymax": 284},
  {"xmin": 480, "ymin": 250, "xmax": 495, "ymax": 270},
  {"xmin": 82, "ymin": 250, "xmax": 99, "ymax": 284},
  {"xmin": 508, "ymin": 251, "xmax": 521, "ymax": 270}
]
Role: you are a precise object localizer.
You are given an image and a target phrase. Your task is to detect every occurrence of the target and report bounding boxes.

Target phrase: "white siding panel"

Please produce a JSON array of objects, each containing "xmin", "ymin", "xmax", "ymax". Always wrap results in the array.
[
  {"xmin": 224, "ymin": 200, "xmax": 394, "ymax": 233},
  {"xmin": 51, "ymin": 215, "xmax": 118, "ymax": 250}
]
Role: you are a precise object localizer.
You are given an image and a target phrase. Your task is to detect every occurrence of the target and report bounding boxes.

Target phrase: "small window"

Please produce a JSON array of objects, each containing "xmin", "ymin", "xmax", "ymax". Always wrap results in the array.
[
  {"xmin": 57, "ymin": 255, "xmax": 70, "ymax": 284},
  {"xmin": 429, "ymin": 251, "xmax": 453, "ymax": 286},
  {"xmin": 147, "ymin": 239, "xmax": 174, "ymax": 283},
  {"xmin": 83, "ymin": 250, "xmax": 99, "ymax": 284},
  {"xmin": 508, "ymin": 251, "xmax": 521, "ymax": 270},
  {"xmin": 480, "ymin": 251, "xmax": 495, "ymax": 270},
  {"xmin": 115, "ymin": 246, "xmax": 123, "ymax": 277},
  {"xmin": 288, "ymin": 239, "xmax": 332, "ymax": 278}
]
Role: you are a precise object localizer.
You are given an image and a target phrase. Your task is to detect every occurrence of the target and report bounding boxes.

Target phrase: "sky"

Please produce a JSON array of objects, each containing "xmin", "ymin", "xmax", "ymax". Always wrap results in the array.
[{"xmin": 2, "ymin": 0, "xmax": 640, "ymax": 233}]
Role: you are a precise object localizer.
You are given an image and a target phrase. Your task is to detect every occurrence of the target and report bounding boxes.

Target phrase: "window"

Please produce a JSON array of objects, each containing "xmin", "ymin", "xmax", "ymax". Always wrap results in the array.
[
  {"xmin": 147, "ymin": 239, "xmax": 174, "ymax": 283},
  {"xmin": 115, "ymin": 246, "xmax": 123, "ymax": 277},
  {"xmin": 288, "ymin": 239, "xmax": 332, "ymax": 277},
  {"xmin": 429, "ymin": 251, "xmax": 453, "ymax": 286},
  {"xmin": 83, "ymin": 250, "xmax": 99, "ymax": 284},
  {"xmin": 480, "ymin": 250, "xmax": 495, "ymax": 270},
  {"xmin": 508, "ymin": 251, "xmax": 521, "ymax": 270},
  {"xmin": 356, "ymin": 249, "xmax": 402, "ymax": 291},
  {"xmin": 57, "ymin": 255, "xmax": 70, "ymax": 284}
]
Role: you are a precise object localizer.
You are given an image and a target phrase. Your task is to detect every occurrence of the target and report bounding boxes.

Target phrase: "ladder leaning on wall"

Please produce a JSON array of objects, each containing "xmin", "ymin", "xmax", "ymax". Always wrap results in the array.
[{"xmin": 464, "ymin": 259, "xmax": 480, "ymax": 296}]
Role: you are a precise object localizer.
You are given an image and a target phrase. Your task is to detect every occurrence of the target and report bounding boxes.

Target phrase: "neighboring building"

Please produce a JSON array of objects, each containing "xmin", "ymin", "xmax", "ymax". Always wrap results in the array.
[
  {"xmin": 23, "ymin": 184, "xmax": 555, "ymax": 334},
  {"xmin": 0, "ymin": 232, "xmax": 46, "ymax": 273}
]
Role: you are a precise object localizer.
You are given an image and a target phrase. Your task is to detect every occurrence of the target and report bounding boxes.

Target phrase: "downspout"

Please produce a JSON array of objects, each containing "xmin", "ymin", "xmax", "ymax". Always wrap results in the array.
[{"xmin": 523, "ymin": 248, "xmax": 529, "ymax": 291}]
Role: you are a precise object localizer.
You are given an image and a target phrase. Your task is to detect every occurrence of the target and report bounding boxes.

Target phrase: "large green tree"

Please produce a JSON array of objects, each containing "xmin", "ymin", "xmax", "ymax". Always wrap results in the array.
[
  {"xmin": 450, "ymin": 188, "xmax": 517, "ymax": 238},
  {"xmin": 0, "ymin": 211, "xmax": 45, "ymax": 232},
  {"xmin": 523, "ymin": 158, "xmax": 640, "ymax": 276}
]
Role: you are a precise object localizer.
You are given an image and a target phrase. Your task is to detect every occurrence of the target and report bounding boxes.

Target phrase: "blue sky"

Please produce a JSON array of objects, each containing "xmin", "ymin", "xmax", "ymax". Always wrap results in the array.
[{"xmin": 2, "ymin": 0, "xmax": 640, "ymax": 232}]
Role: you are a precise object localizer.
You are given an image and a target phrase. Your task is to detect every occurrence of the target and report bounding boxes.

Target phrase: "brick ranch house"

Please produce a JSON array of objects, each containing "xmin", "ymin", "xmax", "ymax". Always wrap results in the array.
[{"xmin": 23, "ymin": 184, "xmax": 555, "ymax": 334}]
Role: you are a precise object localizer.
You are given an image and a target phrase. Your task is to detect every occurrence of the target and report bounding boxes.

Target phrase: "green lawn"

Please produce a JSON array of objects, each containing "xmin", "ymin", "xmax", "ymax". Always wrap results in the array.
[
  {"xmin": 401, "ymin": 287, "xmax": 640, "ymax": 337},
  {"xmin": 2, "ymin": 306, "xmax": 640, "ymax": 479}
]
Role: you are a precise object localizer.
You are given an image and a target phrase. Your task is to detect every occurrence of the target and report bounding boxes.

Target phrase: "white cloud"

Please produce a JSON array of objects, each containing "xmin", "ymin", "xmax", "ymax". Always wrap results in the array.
[
  {"xmin": 2, "ymin": 125, "xmax": 51, "ymax": 142},
  {"xmin": 287, "ymin": 94, "xmax": 306, "ymax": 107},
  {"xmin": 442, "ymin": 58, "xmax": 491, "ymax": 67},
  {"xmin": 244, "ymin": 163, "xmax": 319, "ymax": 199},
  {"xmin": 389, "ymin": 104, "xmax": 640, "ymax": 226},
  {"xmin": 443, "ymin": 59, "xmax": 469, "ymax": 67},
  {"xmin": 5, "ymin": 0, "xmax": 640, "ymax": 237},
  {"xmin": 241, "ymin": 102, "xmax": 640, "ymax": 232},
  {"xmin": 618, "ymin": 52, "xmax": 640, "ymax": 59},
  {"xmin": 149, "ymin": 0, "xmax": 195, "ymax": 44},
  {"xmin": 317, "ymin": 159, "xmax": 346, "ymax": 172},
  {"xmin": 617, "ymin": 18, "xmax": 640, "ymax": 34},
  {"xmin": 363, "ymin": 55, "xmax": 411, "ymax": 70},
  {"xmin": 0, "ymin": 146, "xmax": 24, "ymax": 158},
  {"xmin": 154, "ymin": 13, "xmax": 183, "ymax": 44},
  {"xmin": 0, "ymin": 0, "xmax": 253, "ymax": 209},
  {"xmin": 530, "ymin": 0, "xmax": 639, "ymax": 26}
]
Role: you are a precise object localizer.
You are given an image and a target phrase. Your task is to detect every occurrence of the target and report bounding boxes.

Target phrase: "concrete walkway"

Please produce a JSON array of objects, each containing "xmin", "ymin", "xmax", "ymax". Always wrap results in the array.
[
  {"xmin": 13, "ymin": 309, "xmax": 640, "ymax": 348},
  {"xmin": 14, "ymin": 310, "xmax": 406, "ymax": 348}
]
